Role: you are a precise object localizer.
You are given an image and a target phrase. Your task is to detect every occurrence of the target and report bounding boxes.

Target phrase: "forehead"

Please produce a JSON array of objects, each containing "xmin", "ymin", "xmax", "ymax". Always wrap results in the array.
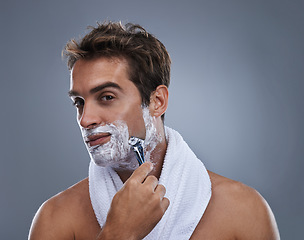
[{"xmin": 70, "ymin": 57, "xmax": 132, "ymax": 91}]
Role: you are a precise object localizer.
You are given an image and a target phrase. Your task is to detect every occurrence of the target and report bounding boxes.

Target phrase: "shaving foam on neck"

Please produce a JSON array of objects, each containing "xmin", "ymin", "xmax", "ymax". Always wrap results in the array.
[{"xmin": 141, "ymin": 107, "xmax": 162, "ymax": 162}]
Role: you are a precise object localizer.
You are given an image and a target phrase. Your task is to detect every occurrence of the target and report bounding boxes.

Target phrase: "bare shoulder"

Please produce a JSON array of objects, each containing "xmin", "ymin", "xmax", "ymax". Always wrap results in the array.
[
  {"xmin": 29, "ymin": 178, "xmax": 97, "ymax": 240},
  {"xmin": 208, "ymin": 170, "xmax": 263, "ymax": 206},
  {"xmin": 195, "ymin": 171, "xmax": 280, "ymax": 239}
]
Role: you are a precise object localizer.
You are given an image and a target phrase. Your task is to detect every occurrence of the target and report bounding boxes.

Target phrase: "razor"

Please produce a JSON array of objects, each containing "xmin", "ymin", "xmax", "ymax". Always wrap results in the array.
[{"xmin": 129, "ymin": 136, "xmax": 145, "ymax": 166}]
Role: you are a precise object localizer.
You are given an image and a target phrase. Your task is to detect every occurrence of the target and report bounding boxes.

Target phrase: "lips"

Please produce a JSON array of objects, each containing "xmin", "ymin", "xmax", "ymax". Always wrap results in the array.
[{"xmin": 85, "ymin": 133, "xmax": 111, "ymax": 147}]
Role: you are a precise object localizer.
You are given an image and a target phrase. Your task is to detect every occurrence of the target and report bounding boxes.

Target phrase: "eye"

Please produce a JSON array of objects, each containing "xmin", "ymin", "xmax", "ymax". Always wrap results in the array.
[
  {"xmin": 72, "ymin": 98, "xmax": 84, "ymax": 108},
  {"xmin": 99, "ymin": 94, "xmax": 115, "ymax": 102}
]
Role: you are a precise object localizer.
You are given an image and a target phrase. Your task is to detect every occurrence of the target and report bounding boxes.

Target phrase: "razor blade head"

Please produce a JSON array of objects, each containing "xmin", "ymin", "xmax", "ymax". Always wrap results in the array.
[
  {"xmin": 128, "ymin": 136, "xmax": 144, "ymax": 147},
  {"xmin": 129, "ymin": 136, "xmax": 145, "ymax": 166}
]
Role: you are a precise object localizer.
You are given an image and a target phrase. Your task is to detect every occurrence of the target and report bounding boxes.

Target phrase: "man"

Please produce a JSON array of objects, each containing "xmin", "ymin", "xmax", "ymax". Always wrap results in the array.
[{"xmin": 29, "ymin": 22, "xmax": 280, "ymax": 239}]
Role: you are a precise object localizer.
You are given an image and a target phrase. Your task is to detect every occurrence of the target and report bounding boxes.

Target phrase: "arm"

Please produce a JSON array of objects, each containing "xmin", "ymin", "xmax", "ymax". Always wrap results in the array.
[
  {"xmin": 240, "ymin": 190, "xmax": 280, "ymax": 239},
  {"xmin": 29, "ymin": 162, "xmax": 169, "ymax": 240},
  {"xmin": 97, "ymin": 162, "xmax": 170, "ymax": 240},
  {"xmin": 229, "ymin": 183, "xmax": 280, "ymax": 240},
  {"xmin": 28, "ymin": 198, "xmax": 74, "ymax": 240}
]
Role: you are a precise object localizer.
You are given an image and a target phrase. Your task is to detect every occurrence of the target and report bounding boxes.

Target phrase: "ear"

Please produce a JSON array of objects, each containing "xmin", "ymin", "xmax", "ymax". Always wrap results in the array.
[{"xmin": 149, "ymin": 85, "xmax": 169, "ymax": 118}]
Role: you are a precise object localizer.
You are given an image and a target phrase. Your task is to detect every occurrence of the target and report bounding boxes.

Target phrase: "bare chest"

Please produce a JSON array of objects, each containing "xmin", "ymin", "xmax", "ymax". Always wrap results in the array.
[
  {"xmin": 189, "ymin": 219, "xmax": 235, "ymax": 240},
  {"xmin": 73, "ymin": 183, "xmax": 235, "ymax": 240},
  {"xmin": 74, "ymin": 208, "xmax": 234, "ymax": 240}
]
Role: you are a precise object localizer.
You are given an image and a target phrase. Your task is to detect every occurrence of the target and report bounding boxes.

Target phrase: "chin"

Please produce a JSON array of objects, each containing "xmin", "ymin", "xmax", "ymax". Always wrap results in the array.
[{"xmin": 90, "ymin": 152, "xmax": 138, "ymax": 171}]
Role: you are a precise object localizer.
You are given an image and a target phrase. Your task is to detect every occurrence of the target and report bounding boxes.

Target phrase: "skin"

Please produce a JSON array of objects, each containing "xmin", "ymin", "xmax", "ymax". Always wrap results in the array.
[{"xmin": 29, "ymin": 57, "xmax": 280, "ymax": 240}]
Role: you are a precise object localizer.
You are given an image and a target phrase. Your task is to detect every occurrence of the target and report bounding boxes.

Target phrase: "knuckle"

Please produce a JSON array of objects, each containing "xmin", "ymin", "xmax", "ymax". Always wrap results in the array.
[
  {"xmin": 164, "ymin": 197, "xmax": 170, "ymax": 207},
  {"xmin": 125, "ymin": 178, "xmax": 138, "ymax": 190},
  {"xmin": 156, "ymin": 184, "xmax": 166, "ymax": 195},
  {"xmin": 151, "ymin": 193, "xmax": 163, "ymax": 206},
  {"xmin": 152, "ymin": 193, "xmax": 160, "ymax": 201},
  {"xmin": 128, "ymin": 178, "xmax": 138, "ymax": 186},
  {"xmin": 158, "ymin": 184, "xmax": 166, "ymax": 191},
  {"xmin": 147, "ymin": 175, "xmax": 158, "ymax": 182},
  {"xmin": 160, "ymin": 198, "xmax": 170, "ymax": 213}
]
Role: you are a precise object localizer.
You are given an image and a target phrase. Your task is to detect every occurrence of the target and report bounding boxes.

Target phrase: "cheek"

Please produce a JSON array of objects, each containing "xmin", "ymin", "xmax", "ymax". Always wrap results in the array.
[
  {"xmin": 104, "ymin": 112, "xmax": 145, "ymax": 139},
  {"xmin": 123, "ymin": 107, "xmax": 146, "ymax": 138}
]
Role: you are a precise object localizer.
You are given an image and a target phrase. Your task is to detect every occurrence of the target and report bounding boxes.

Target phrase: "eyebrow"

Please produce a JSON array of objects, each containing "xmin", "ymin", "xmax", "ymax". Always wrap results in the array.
[{"xmin": 68, "ymin": 82, "xmax": 122, "ymax": 97}]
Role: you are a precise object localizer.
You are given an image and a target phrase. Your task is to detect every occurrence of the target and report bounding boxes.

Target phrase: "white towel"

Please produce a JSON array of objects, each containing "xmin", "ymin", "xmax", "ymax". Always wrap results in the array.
[{"xmin": 89, "ymin": 126, "xmax": 212, "ymax": 239}]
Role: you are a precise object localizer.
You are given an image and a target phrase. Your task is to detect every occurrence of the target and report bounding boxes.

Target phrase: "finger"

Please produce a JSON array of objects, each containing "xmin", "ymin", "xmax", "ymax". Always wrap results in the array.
[
  {"xmin": 129, "ymin": 162, "xmax": 153, "ymax": 183},
  {"xmin": 143, "ymin": 175, "xmax": 158, "ymax": 190},
  {"xmin": 155, "ymin": 184, "xmax": 166, "ymax": 198},
  {"xmin": 161, "ymin": 197, "xmax": 170, "ymax": 212}
]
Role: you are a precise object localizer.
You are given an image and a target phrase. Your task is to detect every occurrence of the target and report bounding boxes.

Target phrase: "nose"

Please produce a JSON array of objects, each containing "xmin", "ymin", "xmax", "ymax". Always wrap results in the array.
[{"xmin": 78, "ymin": 101, "xmax": 102, "ymax": 129}]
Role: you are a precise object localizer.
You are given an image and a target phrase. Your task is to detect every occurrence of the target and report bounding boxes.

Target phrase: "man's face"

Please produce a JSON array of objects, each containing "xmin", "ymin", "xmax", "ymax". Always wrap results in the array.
[{"xmin": 69, "ymin": 57, "xmax": 149, "ymax": 169}]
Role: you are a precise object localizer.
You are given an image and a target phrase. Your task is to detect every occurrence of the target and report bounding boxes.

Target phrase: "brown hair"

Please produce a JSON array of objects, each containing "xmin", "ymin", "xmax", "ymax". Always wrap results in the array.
[{"xmin": 63, "ymin": 22, "xmax": 171, "ymax": 113}]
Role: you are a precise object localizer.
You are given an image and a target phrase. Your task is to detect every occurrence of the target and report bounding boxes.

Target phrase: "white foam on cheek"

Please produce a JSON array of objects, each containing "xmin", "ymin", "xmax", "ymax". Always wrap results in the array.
[
  {"xmin": 82, "ymin": 121, "xmax": 137, "ymax": 170},
  {"xmin": 80, "ymin": 108, "xmax": 161, "ymax": 169},
  {"xmin": 142, "ymin": 108, "xmax": 162, "ymax": 162}
]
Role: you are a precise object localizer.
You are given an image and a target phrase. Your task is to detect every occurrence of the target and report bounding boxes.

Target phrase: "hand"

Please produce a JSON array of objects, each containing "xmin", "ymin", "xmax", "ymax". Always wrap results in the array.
[{"xmin": 98, "ymin": 162, "xmax": 170, "ymax": 240}]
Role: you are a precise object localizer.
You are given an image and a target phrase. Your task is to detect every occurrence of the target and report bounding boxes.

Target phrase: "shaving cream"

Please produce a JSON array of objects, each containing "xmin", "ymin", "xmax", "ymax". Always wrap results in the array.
[
  {"xmin": 81, "ymin": 107, "xmax": 162, "ymax": 169},
  {"xmin": 141, "ymin": 107, "xmax": 162, "ymax": 162}
]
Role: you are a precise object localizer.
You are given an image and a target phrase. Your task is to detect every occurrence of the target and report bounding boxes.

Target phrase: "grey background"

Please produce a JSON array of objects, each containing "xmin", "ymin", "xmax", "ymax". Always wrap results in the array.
[{"xmin": 1, "ymin": 0, "xmax": 303, "ymax": 239}]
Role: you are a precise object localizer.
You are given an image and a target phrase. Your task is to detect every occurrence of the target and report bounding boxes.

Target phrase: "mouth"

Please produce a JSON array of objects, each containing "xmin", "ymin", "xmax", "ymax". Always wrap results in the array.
[{"xmin": 85, "ymin": 133, "xmax": 112, "ymax": 147}]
